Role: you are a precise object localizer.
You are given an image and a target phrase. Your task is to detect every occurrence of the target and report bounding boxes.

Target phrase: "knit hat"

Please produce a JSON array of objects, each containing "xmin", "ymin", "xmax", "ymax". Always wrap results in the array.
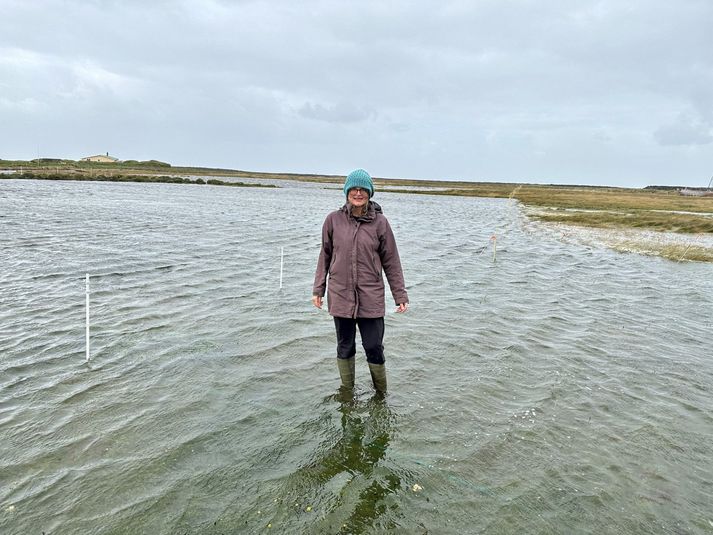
[{"xmin": 343, "ymin": 168, "xmax": 374, "ymax": 198}]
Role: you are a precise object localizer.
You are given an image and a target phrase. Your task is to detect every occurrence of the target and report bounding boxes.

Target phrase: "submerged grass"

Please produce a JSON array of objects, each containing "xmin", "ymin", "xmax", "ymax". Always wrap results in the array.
[{"xmin": 614, "ymin": 242, "xmax": 713, "ymax": 263}]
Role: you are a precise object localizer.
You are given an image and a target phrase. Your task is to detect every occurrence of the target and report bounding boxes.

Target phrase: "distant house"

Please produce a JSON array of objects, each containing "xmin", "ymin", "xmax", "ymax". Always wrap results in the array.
[{"xmin": 81, "ymin": 152, "xmax": 119, "ymax": 163}]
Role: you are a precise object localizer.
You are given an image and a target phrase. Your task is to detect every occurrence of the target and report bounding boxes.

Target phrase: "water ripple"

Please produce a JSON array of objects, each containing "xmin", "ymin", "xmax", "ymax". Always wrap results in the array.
[{"xmin": 0, "ymin": 180, "xmax": 711, "ymax": 534}]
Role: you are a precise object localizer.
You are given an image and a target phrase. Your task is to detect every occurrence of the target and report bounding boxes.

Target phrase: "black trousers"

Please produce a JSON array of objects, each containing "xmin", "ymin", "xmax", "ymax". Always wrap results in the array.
[{"xmin": 333, "ymin": 317, "xmax": 385, "ymax": 365}]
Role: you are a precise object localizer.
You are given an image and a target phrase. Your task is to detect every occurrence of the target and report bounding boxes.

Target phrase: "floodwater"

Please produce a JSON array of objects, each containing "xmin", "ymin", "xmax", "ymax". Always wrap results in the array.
[{"xmin": 1, "ymin": 179, "xmax": 712, "ymax": 534}]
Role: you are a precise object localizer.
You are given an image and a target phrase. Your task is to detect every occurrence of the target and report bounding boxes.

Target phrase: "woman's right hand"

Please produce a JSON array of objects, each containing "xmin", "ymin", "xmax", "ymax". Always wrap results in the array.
[{"xmin": 312, "ymin": 295, "xmax": 323, "ymax": 309}]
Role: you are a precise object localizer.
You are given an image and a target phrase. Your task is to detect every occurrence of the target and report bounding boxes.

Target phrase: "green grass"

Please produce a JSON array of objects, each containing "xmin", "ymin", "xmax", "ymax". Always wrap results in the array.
[
  {"xmin": 611, "ymin": 241, "xmax": 713, "ymax": 263},
  {"xmin": 658, "ymin": 245, "xmax": 713, "ymax": 262},
  {"xmin": 513, "ymin": 185, "xmax": 713, "ymax": 213}
]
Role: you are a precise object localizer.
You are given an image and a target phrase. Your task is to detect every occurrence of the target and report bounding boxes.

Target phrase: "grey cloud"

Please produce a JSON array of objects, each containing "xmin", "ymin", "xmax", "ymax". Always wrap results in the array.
[
  {"xmin": 388, "ymin": 122, "xmax": 411, "ymax": 133},
  {"xmin": 2, "ymin": 0, "xmax": 713, "ymax": 185},
  {"xmin": 654, "ymin": 114, "xmax": 713, "ymax": 146},
  {"xmin": 298, "ymin": 102, "xmax": 374, "ymax": 124}
]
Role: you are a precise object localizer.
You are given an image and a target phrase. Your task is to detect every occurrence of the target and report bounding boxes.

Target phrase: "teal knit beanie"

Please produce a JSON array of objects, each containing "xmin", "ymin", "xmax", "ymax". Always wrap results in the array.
[{"xmin": 343, "ymin": 169, "xmax": 374, "ymax": 198}]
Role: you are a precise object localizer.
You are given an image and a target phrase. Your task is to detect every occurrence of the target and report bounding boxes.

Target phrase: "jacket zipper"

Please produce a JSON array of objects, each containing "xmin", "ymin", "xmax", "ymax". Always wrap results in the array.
[{"xmin": 352, "ymin": 220, "xmax": 360, "ymax": 318}]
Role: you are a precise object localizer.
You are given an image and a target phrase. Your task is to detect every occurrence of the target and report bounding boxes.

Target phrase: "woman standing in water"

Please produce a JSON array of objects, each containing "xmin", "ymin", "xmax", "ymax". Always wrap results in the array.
[{"xmin": 312, "ymin": 169, "xmax": 409, "ymax": 394}]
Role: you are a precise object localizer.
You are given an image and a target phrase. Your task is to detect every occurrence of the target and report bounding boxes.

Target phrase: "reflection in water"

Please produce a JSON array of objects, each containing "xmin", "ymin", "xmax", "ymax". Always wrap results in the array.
[{"xmin": 274, "ymin": 392, "xmax": 401, "ymax": 533}]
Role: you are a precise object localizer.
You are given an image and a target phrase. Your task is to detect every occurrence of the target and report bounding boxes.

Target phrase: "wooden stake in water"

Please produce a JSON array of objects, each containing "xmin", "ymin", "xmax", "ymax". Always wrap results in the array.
[
  {"xmin": 280, "ymin": 247, "xmax": 284, "ymax": 289},
  {"xmin": 85, "ymin": 273, "xmax": 90, "ymax": 362},
  {"xmin": 492, "ymin": 235, "xmax": 497, "ymax": 263}
]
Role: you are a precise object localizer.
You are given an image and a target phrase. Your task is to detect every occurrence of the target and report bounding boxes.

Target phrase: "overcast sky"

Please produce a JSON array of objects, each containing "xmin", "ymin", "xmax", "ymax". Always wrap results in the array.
[{"xmin": 1, "ymin": 0, "xmax": 712, "ymax": 187}]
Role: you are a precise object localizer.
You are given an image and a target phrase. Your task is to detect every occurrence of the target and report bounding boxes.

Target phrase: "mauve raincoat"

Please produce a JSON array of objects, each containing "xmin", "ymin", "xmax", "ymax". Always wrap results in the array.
[{"xmin": 313, "ymin": 201, "xmax": 408, "ymax": 319}]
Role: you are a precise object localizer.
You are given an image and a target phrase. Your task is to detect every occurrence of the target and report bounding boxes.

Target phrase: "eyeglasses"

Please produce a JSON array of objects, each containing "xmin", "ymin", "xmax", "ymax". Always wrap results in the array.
[{"xmin": 349, "ymin": 188, "xmax": 369, "ymax": 194}]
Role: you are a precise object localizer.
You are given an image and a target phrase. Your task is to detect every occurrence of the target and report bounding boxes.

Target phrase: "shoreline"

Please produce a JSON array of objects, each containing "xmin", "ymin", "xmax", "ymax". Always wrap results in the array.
[
  {"xmin": 523, "ymin": 207, "xmax": 713, "ymax": 263},
  {"xmin": 3, "ymin": 162, "xmax": 712, "ymax": 262},
  {"xmin": 0, "ymin": 172, "xmax": 276, "ymax": 189}
]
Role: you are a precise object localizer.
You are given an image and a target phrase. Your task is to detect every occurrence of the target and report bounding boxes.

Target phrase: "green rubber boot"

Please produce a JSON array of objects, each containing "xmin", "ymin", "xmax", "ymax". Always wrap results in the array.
[
  {"xmin": 337, "ymin": 357, "xmax": 355, "ymax": 389},
  {"xmin": 368, "ymin": 363, "xmax": 387, "ymax": 394}
]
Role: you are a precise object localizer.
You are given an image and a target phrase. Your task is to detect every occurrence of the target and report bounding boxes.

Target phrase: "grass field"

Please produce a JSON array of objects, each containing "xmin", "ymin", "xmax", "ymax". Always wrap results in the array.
[
  {"xmin": 385, "ymin": 183, "xmax": 713, "ymax": 234},
  {"xmin": 531, "ymin": 209, "xmax": 713, "ymax": 234}
]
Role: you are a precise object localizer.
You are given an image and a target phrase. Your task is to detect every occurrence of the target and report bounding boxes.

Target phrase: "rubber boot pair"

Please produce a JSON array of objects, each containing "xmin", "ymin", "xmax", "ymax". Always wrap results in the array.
[{"xmin": 337, "ymin": 358, "xmax": 387, "ymax": 394}]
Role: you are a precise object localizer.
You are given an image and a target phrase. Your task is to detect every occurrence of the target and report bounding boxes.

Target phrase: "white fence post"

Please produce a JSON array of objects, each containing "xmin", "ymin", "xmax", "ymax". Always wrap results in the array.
[
  {"xmin": 85, "ymin": 273, "xmax": 90, "ymax": 362},
  {"xmin": 280, "ymin": 247, "xmax": 284, "ymax": 289}
]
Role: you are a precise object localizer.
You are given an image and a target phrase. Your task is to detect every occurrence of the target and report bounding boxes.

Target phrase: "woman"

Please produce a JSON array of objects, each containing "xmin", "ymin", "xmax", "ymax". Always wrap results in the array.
[{"xmin": 312, "ymin": 168, "xmax": 409, "ymax": 394}]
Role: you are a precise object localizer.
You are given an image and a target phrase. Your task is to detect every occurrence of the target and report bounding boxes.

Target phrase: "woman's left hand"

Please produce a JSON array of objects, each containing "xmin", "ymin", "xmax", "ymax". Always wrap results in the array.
[{"xmin": 396, "ymin": 303, "xmax": 408, "ymax": 313}]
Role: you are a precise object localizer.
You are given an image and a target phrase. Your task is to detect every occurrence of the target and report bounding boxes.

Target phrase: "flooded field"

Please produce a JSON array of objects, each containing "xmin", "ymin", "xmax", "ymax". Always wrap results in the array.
[{"xmin": 1, "ymin": 179, "xmax": 712, "ymax": 534}]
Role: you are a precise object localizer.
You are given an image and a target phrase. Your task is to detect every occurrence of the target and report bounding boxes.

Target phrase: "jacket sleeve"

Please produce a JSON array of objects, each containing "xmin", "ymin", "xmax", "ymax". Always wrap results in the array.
[
  {"xmin": 378, "ymin": 218, "xmax": 409, "ymax": 305},
  {"xmin": 312, "ymin": 215, "xmax": 333, "ymax": 297}
]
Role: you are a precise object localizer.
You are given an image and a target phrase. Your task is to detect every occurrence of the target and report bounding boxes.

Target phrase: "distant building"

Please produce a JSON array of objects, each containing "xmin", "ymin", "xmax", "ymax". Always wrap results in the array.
[{"xmin": 81, "ymin": 152, "xmax": 119, "ymax": 163}]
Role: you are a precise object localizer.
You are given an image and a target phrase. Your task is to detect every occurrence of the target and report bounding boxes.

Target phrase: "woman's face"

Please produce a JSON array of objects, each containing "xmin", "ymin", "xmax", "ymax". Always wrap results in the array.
[{"xmin": 348, "ymin": 187, "xmax": 369, "ymax": 208}]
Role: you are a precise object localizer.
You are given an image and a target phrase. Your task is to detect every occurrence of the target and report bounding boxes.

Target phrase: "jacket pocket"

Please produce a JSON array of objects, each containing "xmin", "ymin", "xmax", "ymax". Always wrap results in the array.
[{"xmin": 368, "ymin": 251, "xmax": 382, "ymax": 281}]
